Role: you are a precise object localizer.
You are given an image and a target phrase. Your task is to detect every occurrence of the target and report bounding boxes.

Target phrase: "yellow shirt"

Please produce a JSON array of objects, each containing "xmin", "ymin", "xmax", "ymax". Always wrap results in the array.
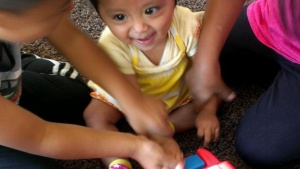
[{"xmin": 88, "ymin": 6, "xmax": 204, "ymax": 112}]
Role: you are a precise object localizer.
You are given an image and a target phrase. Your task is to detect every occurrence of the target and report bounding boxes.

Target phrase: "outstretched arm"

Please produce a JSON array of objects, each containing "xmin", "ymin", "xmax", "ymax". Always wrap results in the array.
[
  {"xmin": 0, "ymin": 96, "xmax": 183, "ymax": 169},
  {"xmin": 186, "ymin": 0, "xmax": 246, "ymax": 104}
]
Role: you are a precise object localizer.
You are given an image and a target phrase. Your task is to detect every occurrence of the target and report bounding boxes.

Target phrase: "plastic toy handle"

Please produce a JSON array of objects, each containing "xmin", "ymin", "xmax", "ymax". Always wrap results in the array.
[
  {"xmin": 196, "ymin": 148, "xmax": 220, "ymax": 166},
  {"xmin": 196, "ymin": 148, "xmax": 235, "ymax": 169}
]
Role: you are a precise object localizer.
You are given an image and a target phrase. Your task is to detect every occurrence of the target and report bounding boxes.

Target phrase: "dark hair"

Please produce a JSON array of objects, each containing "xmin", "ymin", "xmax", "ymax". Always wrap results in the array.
[
  {"xmin": 0, "ymin": 0, "xmax": 41, "ymax": 13},
  {"xmin": 89, "ymin": 0, "xmax": 99, "ymax": 13},
  {"xmin": 89, "ymin": 0, "xmax": 177, "ymax": 14}
]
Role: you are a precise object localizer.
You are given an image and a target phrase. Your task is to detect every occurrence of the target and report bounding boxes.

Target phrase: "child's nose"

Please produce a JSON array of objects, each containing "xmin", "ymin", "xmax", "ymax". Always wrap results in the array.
[{"xmin": 132, "ymin": 18, "xmax": 148, "ymax": 33}]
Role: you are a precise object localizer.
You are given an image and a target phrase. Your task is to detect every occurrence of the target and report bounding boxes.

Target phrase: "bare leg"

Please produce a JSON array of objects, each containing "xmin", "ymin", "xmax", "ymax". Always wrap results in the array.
[
  {"xmin": 83, "ymin": 99, "xmax": 131, "ymax": 168},
  {"xmin": 168, "ymin": 101, "xmax": 198, "ymax": 133}
]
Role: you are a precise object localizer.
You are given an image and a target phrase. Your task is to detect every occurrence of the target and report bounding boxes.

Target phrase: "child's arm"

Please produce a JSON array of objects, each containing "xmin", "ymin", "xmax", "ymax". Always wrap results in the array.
[
  {"xmin": 46, "ymin": 16, "xmax": 173, "ymax": 137},
  {"xmin": 195, "ymin": 96, "xmax": 221, "ymax": 146},
  {"xmin": 0, "ymin": 96, "xmax": 183, "ymax": 169},
  {"xmin": 185, "ymin": 0, "xmax": 245, "ymax": 104}
]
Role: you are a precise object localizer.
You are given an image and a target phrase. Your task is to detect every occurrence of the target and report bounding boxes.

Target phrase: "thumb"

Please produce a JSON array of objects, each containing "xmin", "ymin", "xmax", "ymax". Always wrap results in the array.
[{"xmin": 218, "ymin": 84, "xmax": 236, "ymax": 102}]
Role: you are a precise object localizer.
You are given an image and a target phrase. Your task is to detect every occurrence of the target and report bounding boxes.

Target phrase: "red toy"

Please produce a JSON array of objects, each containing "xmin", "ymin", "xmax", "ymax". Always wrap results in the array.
[
  {"xmin": 185, "ymin": 148, "xmax": 235, "ymax": 169},
  {"xmin": 197, "ymin": 148, "xmax": 235, "ymax": 169}
]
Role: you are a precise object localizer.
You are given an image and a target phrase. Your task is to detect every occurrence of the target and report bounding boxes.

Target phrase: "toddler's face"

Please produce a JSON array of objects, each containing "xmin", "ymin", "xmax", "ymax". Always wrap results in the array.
[
  {"xmin": 98, "ymin": 0, "xmax": 175, "ymax": 52},
  {"xmin": 0, "ymin": 0, "xmax": 73, "ymax": 43}
]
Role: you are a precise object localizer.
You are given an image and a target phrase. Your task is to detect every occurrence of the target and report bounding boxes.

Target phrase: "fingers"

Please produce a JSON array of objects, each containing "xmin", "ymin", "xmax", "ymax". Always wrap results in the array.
[
  {"xmin": 164, "ymin": 162, "xmax": 184, "ymax": 169},
  {"xmin": 213, "ymin": 127, "xmax": 220, "ymax": 142},
  {"xmin": 197, "ymin": 126, "xmax": 220, "ymax": 146},
  {"xmin": 163, "ymin": 161, "xmax": 177, "ymax": 169},
  {"xmin": 219, "ymin": 86, "xmax": 236, "ymax": 102},
  {"xmin": 175, "ymin": 163, "xmax": 184, "ymax": 169},
  {"xmin": 194, "ymin": 82, "xmax": 236, "ymax": 104},
  {"xmin": 203, "ymin": 128, "xmax": 212, "ymax": 147},
  {"xmin": 162, "ymin": 155, "xmax": 184, "ymax": 169}
]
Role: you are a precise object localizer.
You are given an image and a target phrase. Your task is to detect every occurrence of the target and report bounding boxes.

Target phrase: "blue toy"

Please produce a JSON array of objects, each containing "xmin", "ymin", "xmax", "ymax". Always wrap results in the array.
[
  {"xmin": 185, "ymin": 154, "xmax": 205, "ymax": 169},
  {"xmin": 184, "ymin": 148, "xmax": 235, "ymax": 169}
]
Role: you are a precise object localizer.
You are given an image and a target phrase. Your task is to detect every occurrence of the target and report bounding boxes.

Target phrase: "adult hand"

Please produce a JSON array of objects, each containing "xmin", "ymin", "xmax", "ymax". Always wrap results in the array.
[
  {"xmin": 185, "ymin": 59, "xmax": 235, "ymax": 105},
  {"xmin": 123, "ymin": 95, "xmax": 174, "ymax": 137},
  {"xmin": 133, "ymin": 135, "xmax": 184, "ymax": 169}
]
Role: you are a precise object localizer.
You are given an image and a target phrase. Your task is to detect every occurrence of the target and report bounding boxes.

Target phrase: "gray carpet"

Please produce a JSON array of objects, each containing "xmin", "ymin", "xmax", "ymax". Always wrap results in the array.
[{"xmin": 20, "ymin": 0, "xmax": 300, "ymax": 169}]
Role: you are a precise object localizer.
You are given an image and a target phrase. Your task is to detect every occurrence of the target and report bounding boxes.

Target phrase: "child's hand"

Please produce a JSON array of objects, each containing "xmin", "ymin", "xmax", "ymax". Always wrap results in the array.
[
  {"xmin": 123, "ymin": 95, "xmax": 174, "ymax": 137},
  {"xmin": 196, "ymin": 113, "xmax": 219, "ymax": 146},
  {"xmin": 133, "ymin": 135, "xmax": 184, "ymax": 169},
  {"xmin": 194, "ymin": 97, "xmax": 220, "ymax": 146}
]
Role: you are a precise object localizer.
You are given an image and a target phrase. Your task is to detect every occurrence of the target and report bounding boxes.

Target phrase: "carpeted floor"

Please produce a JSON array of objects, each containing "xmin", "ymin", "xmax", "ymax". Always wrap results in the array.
[{"xmin": 20, "ymin": 0, "xmax": 300, "ymax": 169}]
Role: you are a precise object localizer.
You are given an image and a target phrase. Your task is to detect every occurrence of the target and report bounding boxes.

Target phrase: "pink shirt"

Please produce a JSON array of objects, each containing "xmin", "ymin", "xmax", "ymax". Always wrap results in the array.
[{"xmin": 247, "ymin": 0, "xmax": 300, "ymax": 64}]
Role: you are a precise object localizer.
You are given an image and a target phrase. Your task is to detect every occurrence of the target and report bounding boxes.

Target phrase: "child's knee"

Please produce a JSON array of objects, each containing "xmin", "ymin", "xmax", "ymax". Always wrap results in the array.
[
  {"xmin": 84, "ymin": 100, "xmax": 109, "ymax": 122},
  {"xmin": 83, "ymin": 99, "xmax": 121, "ymax": 127}
]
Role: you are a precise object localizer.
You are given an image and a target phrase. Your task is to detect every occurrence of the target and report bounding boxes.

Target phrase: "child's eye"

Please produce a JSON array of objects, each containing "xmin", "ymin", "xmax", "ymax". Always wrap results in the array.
[
  {"xmin": 145, "ymin": 7, "xmax": 158, "ymax": 15},
  {"xmin": 113, "ymin": 14, "xmax": 126, "ymax": 21}
]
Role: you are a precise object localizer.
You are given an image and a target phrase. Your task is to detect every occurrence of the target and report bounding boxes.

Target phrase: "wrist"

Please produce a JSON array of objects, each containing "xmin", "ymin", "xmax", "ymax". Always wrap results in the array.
[{"xmin": 131, "ymin": 135, "xmax": 151, "ymax": 161}]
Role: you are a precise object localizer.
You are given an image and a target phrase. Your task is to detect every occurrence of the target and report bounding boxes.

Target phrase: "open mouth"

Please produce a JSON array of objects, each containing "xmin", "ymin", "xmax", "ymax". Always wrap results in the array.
[{"xmin": 136, "ymin": 33, "xmax": 155, "ymax": 45}]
